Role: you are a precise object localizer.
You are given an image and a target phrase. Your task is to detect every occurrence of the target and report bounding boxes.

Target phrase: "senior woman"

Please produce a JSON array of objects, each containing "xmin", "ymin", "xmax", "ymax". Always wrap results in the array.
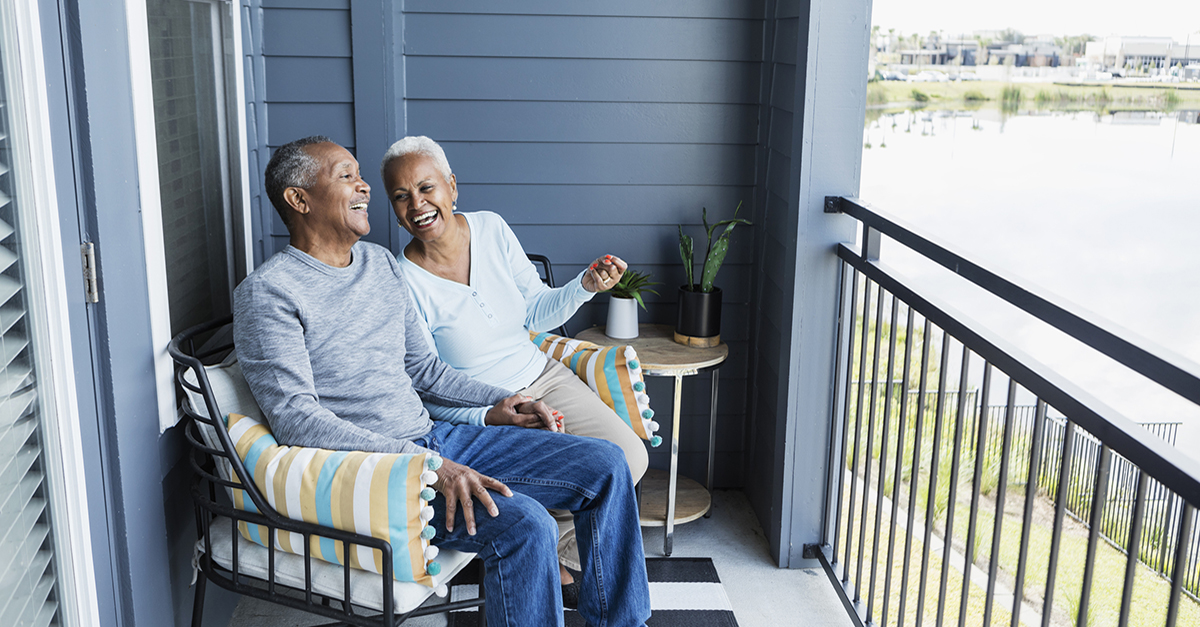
[{"xmin": 381, "ymin": 136, "xmax": 650, "ymax": 596}]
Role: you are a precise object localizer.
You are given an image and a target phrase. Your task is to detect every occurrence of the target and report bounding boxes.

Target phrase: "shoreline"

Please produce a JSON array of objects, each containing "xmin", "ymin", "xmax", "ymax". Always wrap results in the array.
[{"xmin": 867, "ymin": 80, "xmax": 1200, "ymax": 111}]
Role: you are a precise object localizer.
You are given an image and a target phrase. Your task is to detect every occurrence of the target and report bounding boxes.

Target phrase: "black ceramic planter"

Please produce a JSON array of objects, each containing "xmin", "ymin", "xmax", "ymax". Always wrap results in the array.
[{"xmin": 675, "ymin": 285, "xmax": 722, "ymax": 347}]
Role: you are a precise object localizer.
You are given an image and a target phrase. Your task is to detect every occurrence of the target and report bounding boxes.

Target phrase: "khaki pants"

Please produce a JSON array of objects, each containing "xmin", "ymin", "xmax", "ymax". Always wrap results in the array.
[{"xmin": 518, "ymin": 359, "xmax": 650, "ymax": 570}]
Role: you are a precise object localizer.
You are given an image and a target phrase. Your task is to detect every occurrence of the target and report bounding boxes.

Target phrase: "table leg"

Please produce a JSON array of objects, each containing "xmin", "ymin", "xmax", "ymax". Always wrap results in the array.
[
  {"xmin": 665, "ymin": 373, "xmax": 683, "ymax": 556},
  {"xmin": 705, "ymin": 367, "xmax": 719, "ymax": 518}
]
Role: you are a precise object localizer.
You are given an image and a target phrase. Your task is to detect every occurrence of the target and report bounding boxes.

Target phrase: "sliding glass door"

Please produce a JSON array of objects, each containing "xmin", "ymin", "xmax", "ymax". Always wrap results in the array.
[{"xmin": 0, "ymin": 0, "xmax": 96, "ymax": 625}]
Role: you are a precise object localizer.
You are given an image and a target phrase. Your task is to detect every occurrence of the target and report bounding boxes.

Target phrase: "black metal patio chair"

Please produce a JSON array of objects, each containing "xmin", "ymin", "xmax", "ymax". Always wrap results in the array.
[
  {"xmin": 527, "ymin": 253, "xmax": 569, "ymax": 337},
  {"xmin": 169, "ymin": 317, "xmax": 486, "ymax": 627}
]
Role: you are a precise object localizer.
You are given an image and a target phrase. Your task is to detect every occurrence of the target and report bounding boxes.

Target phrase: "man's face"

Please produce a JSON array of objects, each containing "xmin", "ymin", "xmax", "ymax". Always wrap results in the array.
[{"xmin": 297, "ymin": 142, "xmax": 371, "ymax": 241}]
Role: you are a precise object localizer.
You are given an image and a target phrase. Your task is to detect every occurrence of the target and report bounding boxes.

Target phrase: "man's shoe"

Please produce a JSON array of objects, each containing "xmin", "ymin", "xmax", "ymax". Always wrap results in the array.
[
  {"xmin": 561, "ymin": 566, "xmax": 582, "ymax": 609},
  {"xmin": 561, "ymin": 580, "xmax": 581, "ymax": 610}
]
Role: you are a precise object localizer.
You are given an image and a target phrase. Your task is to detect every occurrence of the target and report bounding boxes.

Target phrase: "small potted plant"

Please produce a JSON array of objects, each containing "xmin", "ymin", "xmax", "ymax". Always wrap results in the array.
[
  {"xmin": 606, "ymin": 269, "xmax": 660, "ymax": 339},
  {"xmin": 676, "ymin": 202, "xmax": 751, "ymax": 346}
]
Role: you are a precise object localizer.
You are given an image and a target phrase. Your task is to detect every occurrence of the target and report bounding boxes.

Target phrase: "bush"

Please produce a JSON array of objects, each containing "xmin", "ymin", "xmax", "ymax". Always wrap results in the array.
[
  {"xmin": 963, "ymin": 90, "xmax": 988, "ymax": 102},
  {"xmin": 910, "ymin": 89, "xmax": 930, "ymax": 103},
  {"xmin": 1164, "ymin": 88, "xmax": 1181, "ymax": 108},
  {"xmin": 867, "ymin": 85, "xmax": 888, "ymax": 105},
  {"xmin": 1001, "ymin": 85, "xmax": 1022, "ymax": 112}
]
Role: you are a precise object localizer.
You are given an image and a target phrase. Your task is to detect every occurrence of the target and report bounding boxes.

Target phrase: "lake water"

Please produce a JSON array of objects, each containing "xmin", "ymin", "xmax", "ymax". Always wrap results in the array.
[{"xmin": 858, "ymin": 106, "xmax": 1200, "ymax": 458}]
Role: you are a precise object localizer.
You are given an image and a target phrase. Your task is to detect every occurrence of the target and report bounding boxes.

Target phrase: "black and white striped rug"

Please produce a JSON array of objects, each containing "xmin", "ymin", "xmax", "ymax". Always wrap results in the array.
[{"xmin": 446, "ymin": 558, "xmax": 738, "ymax": 626}]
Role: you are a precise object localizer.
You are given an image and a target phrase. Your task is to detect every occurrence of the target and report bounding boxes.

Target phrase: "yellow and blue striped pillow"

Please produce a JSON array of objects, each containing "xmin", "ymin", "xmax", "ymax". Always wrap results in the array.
[
  {"xmin": 530, "ymin": 332, "xmax": 661, "ymax": 447},
  {"xmin": 223, "ymin": 413, "xmax": 443, "ymax": 587}
]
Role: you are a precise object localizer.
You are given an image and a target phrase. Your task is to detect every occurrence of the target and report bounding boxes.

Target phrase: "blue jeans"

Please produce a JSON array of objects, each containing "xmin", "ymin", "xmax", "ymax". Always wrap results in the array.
[{"xmin": 416, "ymin": 422, "xmax": 651, "ymax": 627}]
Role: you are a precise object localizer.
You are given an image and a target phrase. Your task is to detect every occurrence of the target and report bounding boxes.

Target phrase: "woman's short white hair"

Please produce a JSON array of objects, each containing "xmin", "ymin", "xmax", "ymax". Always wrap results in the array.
[{"xmin": 380, "ymin": 136, "xmax": 453, "ymax": 182}]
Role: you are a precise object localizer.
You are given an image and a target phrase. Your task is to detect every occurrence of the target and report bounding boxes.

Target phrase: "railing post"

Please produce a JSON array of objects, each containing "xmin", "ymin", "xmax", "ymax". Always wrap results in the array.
[
  {"xmin": 1078, "ymin": 446, "xmax": 1112, "ymax": 627},
  {"xmin": 863, "ymin": 226, "xmax": 881, "ymax": 262}
]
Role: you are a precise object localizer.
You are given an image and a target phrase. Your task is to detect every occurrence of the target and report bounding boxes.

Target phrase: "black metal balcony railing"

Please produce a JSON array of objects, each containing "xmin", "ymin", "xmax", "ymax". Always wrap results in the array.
[{"xmin": 808, "ymin": 198, "xmax": 1200, "ymax": 627}]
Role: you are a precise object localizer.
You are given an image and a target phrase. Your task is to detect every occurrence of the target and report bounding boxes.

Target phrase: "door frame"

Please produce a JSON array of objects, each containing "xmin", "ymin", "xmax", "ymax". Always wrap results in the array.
[{"xmin": 9, "ymin": 0, "xmax": 103, "ymax": 624}]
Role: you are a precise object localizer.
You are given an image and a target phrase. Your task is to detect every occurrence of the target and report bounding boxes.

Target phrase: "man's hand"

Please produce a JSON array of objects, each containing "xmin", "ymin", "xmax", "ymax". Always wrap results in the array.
[
  {"xmin": 484, "ymin": 394, "xmax": 562, "ymax": 431},
  {"xmin": 434, "ymin": 458, "xmax": 512, "ymax": 535}
]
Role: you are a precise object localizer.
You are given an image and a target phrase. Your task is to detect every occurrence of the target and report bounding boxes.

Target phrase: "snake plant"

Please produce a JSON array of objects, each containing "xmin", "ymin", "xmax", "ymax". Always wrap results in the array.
[{"xmin": 678, "ymin": 201, "xmax": 751, "ymax": 293}]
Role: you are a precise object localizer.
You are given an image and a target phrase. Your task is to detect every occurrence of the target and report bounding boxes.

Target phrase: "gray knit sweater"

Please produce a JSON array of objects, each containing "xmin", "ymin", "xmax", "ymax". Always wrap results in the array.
[{"xmin": 233, "ymin": 242, "xmax": 512, "ymax": 455}]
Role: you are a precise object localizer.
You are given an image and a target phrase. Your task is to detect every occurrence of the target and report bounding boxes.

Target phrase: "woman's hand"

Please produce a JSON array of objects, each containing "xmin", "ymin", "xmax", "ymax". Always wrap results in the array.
[
  {"xmin": 433, "ymin": 458, "xmax": 512, "ymax": 535},
  {"xmin": 484, "ymin": 394, "xmax": 563, "ymax": 431},
  {"xmin": 582, "ymin": 255, "xmax": 628, "ymax": 293}
]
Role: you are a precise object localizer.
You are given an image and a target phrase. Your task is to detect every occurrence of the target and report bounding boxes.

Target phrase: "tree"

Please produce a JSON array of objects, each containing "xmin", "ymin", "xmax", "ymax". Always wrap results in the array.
[{"xmin": 999, "ymin": 28, "xmax": 1024, "ymax": 44}]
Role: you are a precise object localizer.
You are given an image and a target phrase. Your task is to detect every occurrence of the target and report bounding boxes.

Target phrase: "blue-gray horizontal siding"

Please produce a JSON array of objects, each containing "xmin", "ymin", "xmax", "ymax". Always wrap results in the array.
[
  {"xmin": 408, "ymin": 102, "xmax": 758, "ymax": 144},
  {"xmin": 404, "ymin": 5, "xmax": 763, "ymax": 487},
  {"xmin": 745, "ymin": 1, "xmax": 802, "ymax": 560},
  {"xmin": 442, "ymin": 143, "xmax": 756, "ymax": 186},
  {"xmin": 458, "ymin": 185, "xmax": 754, "ymax": 225},
  {"xmin": 405, "ymin": 58, "xmax": 760, "ymax": 102},
  {"xmin": 403, "ymin": 0, "xmax": 764, "ymax": 19},
  {"xmin": 404, "ymin": 14, "xmax": 763, "ymax": 61}
]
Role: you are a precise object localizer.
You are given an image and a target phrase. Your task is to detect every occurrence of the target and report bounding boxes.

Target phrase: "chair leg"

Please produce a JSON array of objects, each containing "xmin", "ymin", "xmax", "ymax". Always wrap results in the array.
[
  {"xmin": 191, "ymin": 571, "xmax": 207, "ymax": 627},
  {"xmin": 477, "ymin": 559, "xmax": 486, "ymax": 627}
]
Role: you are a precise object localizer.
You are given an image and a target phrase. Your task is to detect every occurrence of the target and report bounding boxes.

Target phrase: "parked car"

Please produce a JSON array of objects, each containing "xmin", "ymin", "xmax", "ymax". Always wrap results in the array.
[
  {"xmin": 911, "ymin": 71, "xmax": 948, "ymax": 83},
  {"xmin": 957, "ymin": 72, "xmax": 980, "ymax": 81}
]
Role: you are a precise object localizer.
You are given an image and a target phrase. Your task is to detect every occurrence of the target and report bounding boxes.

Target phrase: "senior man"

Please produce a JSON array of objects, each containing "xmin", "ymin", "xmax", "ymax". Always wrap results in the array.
[{"xmin": 232, "ymin": 135, "xmax": 651, "ymax": 627}]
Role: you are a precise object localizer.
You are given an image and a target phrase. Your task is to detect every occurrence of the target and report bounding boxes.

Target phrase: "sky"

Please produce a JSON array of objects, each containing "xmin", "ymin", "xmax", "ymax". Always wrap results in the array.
[{"xmin": 871, "ymin": 0, "xmax": 1200, "ymax": 44}]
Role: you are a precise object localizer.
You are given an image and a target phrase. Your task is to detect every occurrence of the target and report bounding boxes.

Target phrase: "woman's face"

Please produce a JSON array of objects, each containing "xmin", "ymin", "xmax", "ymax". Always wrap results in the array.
[{"xmin": 384, "ymin": 154, "xmax": 458, "ymax": 243}]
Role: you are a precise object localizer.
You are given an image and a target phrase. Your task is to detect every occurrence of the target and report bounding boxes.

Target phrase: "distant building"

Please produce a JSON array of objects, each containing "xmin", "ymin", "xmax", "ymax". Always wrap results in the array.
[
  {"xmin": 897, "ymin": 40, "xmax": 980, "ymax": 66},
  {"xmin": 1084, "ymin": 36, "xmax": 1200, "ymax": 72},
  {"xmin": 894, "ymin": 35, "xmax": 1063, "ymax": 68}
]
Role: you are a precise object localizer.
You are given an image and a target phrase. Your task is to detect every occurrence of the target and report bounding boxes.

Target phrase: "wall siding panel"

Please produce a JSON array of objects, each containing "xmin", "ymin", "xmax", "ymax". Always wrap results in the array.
[
  {"xmin": 403, "ymin": 0, "xmax": 765, "ymax": 19},
  {"xmin": 264, "ymin": 57, "xmax": 354, "ymax": 101},
  {"xmin": 407, "ymin": 102, "xmax": 759, "ymax": 144},
  {"xmin": 456, "ymin": 185, "xmax": 754, "ymax": 225},
  {"xmin": 745, "ymin": 3, "xmax": 800, "ymax": 563},
  {"xmin": 405, "ymin": 58, "xmax": 760, "ymax": 103},
  {"xmin": 440, "ymin": 143, "xmax": 757, "ymax": 186},
  {"xmin": 404, "ymin": 14, "xmax": 763, "ymax": 61},
  {"xmin": 261, "ymin": 9, "xmax": 352, "ymax": 56},
  {"xmin": 265, "ymin": 103, "xmax": 355, "ymax": 147}
]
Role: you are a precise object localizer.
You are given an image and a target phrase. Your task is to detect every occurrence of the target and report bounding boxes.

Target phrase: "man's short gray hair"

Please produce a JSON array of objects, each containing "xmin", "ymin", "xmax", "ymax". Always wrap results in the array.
[
  {"xmin": 380, "ymin": 136, "xmax": 453, "ymax": 183},
  {"xmin": 265, "ymin": 135, "xmax": 334, "ymax": 226}
]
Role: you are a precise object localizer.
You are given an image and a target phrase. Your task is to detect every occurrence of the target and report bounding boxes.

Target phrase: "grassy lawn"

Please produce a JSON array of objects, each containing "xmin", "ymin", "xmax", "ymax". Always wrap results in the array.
[
  {"xmin": 838, "ymin": 470, "xmax": 1200, "ymax": 626},
  {"xmin": 838, "ymin": 384, "xmax": 1200, "ymax": 626},
  {"xmin": 866, "ymin": 80, "xmax": 1200, "ymax": 111}
]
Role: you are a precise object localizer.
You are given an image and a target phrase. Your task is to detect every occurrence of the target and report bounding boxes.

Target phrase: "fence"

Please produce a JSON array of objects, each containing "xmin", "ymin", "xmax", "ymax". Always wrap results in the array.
[
  {"xmin": 812, "ymin": 197, "xmax": 1200, "ymax": 627},
  {"xmin": 857, "ymin": 384, "xmax": 1199, "ymax": 603}
]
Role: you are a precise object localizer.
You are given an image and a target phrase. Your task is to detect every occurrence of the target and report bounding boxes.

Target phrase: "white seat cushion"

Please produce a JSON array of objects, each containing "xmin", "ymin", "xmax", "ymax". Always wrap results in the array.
[
  {"xmin": 198, "ymin": 516, "xmax": 476, "ymax": 614},
  {"xmin": 183, "ymin": 361, "xmax": 264, "ymax": 488}
]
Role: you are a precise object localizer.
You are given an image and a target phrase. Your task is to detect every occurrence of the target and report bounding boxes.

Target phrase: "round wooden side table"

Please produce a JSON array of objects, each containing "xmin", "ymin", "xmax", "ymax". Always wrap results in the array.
[{"xmin": 575, "ymin": 323, "xmax": 728, "ymax": 556}]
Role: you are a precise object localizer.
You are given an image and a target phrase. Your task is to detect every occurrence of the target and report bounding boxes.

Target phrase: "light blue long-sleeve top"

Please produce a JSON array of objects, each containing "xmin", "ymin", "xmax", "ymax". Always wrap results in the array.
[{"xmin": 398, "ymin": 211, "xmax": 596, "ymax": 425}]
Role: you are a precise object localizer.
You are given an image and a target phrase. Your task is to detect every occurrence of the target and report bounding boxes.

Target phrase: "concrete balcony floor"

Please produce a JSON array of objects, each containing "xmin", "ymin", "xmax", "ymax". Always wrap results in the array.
[{"xmin": 227, "ymin": 489, "xmax": 852, "ymax": 627}]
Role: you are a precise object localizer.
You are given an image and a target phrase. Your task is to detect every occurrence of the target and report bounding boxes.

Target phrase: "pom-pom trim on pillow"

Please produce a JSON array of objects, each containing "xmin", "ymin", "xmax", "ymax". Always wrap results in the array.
[
  {"xmin": 224, "ymin": 413, "xmax": 443, "ymax": 586},
  {"xmin": 529, "ymin": 332, "xmax": 660, "ymax": 446}
]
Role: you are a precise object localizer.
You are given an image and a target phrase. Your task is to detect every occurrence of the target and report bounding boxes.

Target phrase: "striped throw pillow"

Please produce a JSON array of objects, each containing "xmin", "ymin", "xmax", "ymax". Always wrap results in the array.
[
  {"xmin": 530, "ymin": 332, "xmax": 661, "ymax": 447},
  {"xmin": 224, "ymin": 413, "xmax": 444, "ymax": 586}
]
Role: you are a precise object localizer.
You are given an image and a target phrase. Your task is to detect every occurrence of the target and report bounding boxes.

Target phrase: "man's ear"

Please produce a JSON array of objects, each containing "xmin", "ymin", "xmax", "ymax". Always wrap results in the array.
[{"xmin": 283, "ymin": 187, "xmax": 309, "ymax": 217}]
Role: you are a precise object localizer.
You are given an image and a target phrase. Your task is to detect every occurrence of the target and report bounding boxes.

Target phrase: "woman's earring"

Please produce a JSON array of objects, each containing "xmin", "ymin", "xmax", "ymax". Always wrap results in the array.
[
  {"xmin": 397, "ymin": 219, "xmax": 403, "ymax": 228},
  {"xmin": 452, "ymin": 202, "xmax": 457, "ymax": 211}
]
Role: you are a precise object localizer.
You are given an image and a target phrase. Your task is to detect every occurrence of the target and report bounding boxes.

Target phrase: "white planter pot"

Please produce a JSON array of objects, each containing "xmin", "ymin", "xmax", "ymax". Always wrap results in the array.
[{"xmin": 606, "ymin": 296, "xmax": 640, "ymax": 339}]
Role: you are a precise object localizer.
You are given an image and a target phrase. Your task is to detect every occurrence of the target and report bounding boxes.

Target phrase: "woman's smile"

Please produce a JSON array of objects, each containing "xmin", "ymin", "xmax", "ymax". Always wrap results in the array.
[{"xmin": 412, "ymin": 208, "xmax": 439, "ymax": 228}]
